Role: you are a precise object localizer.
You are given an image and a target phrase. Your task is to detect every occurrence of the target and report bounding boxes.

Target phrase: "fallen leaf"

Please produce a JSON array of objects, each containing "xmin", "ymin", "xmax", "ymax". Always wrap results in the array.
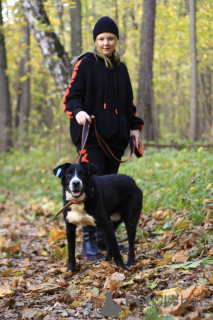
[
  {"xmin": 0, "ymin": 285, "xmax": 13, "ymax": 298},
  {"xmin": 29, "ymin": 283, "xmax": 63, "ymax": 293},
  {"xmin": 2, "ymin": 241, "xmax": 21, "ymax": 254},
  {"xmin": 192, "ymin": 285, "xmax": 210, "ymax": 299},
  {"xmin": 157, "ymin": 287, "xmax": 180, "ymax": 300},
  {"xmin": 49, "ymin": 228, "xmax": 66, "ymax": 242},
  {"xmin": 39, "ymin": 249, "xmax": 48, "ymax": 256},
  {"xmin": 160, "ymin": 285, "xmax": 196, "ymax": 316},
  {"xmin": 119, "ymin": 308, "xmax": 131, "ymax": 317},
  {"xmin": 48, "ymin": 267, "xmax": 67, "ymax": 274},
  {"xmin": 174, "ymin": 218, "xmax": 191, "ymax": 229},
  {"xmin": 23, "ymin": 258, "xmax": 30, "ymax": 266},
  {"xmin": 171, "ymin": 250, "xmax": 189, "ymax": 263},
  {"xmin": 100, "ymin": 261, "xmax": 116, "ymax": 274},
  {"xmin": 2, "ymin": 268, "xmax": 13, "ymax": 277},
  {"xmin": 13, "ymin": 277, "xmax": 19, "ymax": 288},
  {"xmin": 0, "ymin": 258, "xmax": 8, "ymax": 266}
]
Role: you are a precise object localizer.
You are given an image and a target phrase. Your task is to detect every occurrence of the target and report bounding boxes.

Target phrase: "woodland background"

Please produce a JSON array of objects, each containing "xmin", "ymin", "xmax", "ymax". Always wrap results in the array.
[
  {"xmin": 0, "ymin": 0, "xmax": 213, "ymax": 155},
  {"xmin": 0, "ymin": 1, "xmax": 213, "ymax": 319}
]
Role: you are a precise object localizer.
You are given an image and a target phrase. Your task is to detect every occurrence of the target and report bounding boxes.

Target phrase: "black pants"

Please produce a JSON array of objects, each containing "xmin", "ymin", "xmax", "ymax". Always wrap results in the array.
[{"xmin": 79, "ymin": 147, "xmax": 124, "ymax": 232}]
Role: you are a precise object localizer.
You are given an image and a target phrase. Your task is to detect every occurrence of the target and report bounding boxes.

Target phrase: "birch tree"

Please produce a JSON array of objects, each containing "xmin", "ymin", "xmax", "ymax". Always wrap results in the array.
[
  {"xmin": 22, "ymin": 0, "xmax": 71, "ymax": 95},
  {"xmin": 71, "ymin": 0, "xmax": 82, "ymax": 58}
]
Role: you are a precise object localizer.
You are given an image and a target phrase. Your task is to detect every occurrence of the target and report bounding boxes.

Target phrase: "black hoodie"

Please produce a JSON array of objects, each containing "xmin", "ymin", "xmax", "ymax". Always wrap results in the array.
[{"xmin": 63, "ymin": 52, "xmax": 144, "ymax": 151}]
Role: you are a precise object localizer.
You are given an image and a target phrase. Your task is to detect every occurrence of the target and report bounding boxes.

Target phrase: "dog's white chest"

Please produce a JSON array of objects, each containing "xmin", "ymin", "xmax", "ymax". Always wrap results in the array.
[{"xmin": 66, "ymin": 203, "xmax": 96, "ymax": 227}]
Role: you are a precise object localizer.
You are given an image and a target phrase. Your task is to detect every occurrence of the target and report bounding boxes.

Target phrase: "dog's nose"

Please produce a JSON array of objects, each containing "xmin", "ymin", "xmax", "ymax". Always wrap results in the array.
[{"xmin": 72, "ymin": 180, "xmax": 81, "ymax": 189}]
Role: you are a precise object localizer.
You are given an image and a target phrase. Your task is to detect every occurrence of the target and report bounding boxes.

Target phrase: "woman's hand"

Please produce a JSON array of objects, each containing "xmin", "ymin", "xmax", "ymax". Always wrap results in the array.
[
  {"xmin": 75, "ymin": 111, "xmax": 94, "ymax": 125},
  {"xmin": 130, "ymin": 129, "xmax": 141, "ymax": 147}
]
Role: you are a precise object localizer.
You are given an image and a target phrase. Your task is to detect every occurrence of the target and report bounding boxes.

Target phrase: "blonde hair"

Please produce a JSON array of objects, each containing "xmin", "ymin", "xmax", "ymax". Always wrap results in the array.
[{"xmin": 71, "ymin": 36, "xmax": 120, "ymax": 70}]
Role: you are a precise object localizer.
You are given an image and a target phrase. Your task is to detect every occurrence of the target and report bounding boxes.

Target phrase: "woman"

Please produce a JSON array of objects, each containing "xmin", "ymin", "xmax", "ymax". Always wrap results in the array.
[{"xmin": 63, "ymin": 16, "xmax": 144, "ymax": 259}]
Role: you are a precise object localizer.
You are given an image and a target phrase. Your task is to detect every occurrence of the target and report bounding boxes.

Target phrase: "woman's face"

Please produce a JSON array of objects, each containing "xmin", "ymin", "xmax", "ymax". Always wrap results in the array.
[{"xmin": 96, "ymin": 32, "xmax": 117, "ymax": 57}]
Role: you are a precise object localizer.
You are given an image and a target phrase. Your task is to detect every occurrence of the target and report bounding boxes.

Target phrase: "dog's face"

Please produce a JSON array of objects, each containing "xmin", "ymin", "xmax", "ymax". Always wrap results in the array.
[{"xmin": 53, "ymin": 162, "xmax": 98, "ymax": 200}]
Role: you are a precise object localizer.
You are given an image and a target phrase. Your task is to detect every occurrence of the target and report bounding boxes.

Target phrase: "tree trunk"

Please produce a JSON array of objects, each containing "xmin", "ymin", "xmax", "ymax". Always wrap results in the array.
[
  {"xmin": 70, "ymin": 0, "xmax": 82, "ymax": 58},
  {"xmin": 22, "ymin": 0, "xmax": 71, "ymax": 95},
  {"xmin": 137, "ymin": 0, "xmax": 156, "ymax": 140},
  {"xmin": 0, "ymin": 0, "xmax": 13, "ymax": 154},
  {"xmin": 19, "ymin": 21, "xmax": 31, "ymax": 142},
  {"xmin": 189, "ymin": 0, "xmax": 198, "ymax": 140}
]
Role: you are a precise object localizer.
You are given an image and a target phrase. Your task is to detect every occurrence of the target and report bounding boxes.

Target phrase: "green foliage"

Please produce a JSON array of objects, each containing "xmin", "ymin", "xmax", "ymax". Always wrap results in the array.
[
  {"xmin": 120, "ymin": 147, "xmax": 213, "ymax": 216},
  {"xmin": 144, "ymin": 304, "xmax": 159, "ymax": 320},
  {"xmin": 0, "ymin": 146, "xmax": 212, "ymax": 227}
]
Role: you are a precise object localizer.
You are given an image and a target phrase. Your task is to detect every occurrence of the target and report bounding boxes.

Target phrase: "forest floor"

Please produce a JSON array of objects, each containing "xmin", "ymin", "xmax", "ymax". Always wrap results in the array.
[{"xmin": 0, "ymin": 147, "xmax": 213, "ymax": 320}]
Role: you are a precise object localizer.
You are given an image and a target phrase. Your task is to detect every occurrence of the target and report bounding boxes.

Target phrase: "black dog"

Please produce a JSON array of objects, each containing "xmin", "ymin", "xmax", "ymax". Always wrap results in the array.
[{"xmin": 53, "ymin": 162, "xmax": 143, "ymax": 272}]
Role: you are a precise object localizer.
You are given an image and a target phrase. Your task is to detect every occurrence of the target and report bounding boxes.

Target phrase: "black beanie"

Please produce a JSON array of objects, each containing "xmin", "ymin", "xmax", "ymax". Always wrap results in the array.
[{"xmin": 93, "ymin": 16, "xmax": 119, "ymax": 41}]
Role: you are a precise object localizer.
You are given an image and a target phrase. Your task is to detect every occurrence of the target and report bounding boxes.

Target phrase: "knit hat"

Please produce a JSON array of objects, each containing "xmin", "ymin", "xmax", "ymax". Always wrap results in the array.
[{"xmin": 93, "ymin": 16, "xmax": 119, "ymax": 41}]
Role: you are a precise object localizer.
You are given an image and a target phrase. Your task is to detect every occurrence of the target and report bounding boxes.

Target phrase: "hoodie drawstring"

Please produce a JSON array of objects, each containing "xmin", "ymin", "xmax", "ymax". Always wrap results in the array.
[
  {"xmin": 104, "ymin": 64, "xmax": 118, "ymax": 115},
  {"xmin": 114, "ymin": 66, "xmax": 118, "ymax": 114},
  {"xmin": 104, "ymin": 67, "xmax": 108, "ymax": 109}
]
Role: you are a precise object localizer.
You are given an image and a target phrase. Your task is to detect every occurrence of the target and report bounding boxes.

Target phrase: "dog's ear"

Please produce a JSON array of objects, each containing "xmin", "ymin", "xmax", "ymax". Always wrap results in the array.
[
  {"xmin": 53, "ymin": 163, "xmax": 71, "ymax": 179},
  {"xmin": 81, "ymin": 162, "xmax": 98, "ymax": 176}
]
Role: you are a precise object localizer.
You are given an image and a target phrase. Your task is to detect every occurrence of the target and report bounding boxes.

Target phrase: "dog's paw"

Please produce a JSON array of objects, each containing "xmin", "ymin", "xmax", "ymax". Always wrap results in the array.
[
  {"xmin": 115, "ymin": 260, "xmax": 128, "ymax": 271},
  {"xmin": 105, "ymin": 254, "xmax": 112, "ymax": 261},
  {"xmin": 66, "ymin": 264, "xmax": 75, "ymax": 273},
  {"xmin": 126, "ymin": 261, "xmax": 134, "ymax": 268}
]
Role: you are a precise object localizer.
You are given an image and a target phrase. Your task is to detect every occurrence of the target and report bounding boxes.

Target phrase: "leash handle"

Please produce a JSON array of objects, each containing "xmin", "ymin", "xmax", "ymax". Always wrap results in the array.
[{"xmin": 78, "ymin": 119, "xmax": 90, "ymax": 163}]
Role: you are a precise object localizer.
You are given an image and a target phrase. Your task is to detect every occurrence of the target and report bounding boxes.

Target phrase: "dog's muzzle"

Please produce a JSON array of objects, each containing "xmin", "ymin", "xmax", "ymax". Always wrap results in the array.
[{"xmin": 69, "ymin": 178, "xmax": 83, "ymax": 199}]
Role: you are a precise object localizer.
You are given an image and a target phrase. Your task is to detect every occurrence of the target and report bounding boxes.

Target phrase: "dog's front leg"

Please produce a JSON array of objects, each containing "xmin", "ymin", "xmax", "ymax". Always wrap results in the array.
[{"xmin": 65, "ymin": 221, "xmax": 77, "ymax": 272}]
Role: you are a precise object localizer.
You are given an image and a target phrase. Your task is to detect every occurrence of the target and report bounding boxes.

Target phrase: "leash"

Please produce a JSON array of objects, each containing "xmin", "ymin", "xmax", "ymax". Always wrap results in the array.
[
  {"xmin": 79, "ymin": 118, "xmax": 143, "ymax": 163},
  {"xmin": 77, "ymin": 119, "xmax": 90, "ymax": 163},
  {"xmin": 55, "ymin": 197, "xmax": 87, "ymax": 218}
]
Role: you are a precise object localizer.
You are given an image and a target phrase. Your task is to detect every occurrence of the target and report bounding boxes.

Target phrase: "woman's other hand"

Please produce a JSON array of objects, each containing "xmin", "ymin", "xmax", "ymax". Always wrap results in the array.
[
  {"xmin": 130, "ymin": 129, "xmax": 140, "ymax": 148},
  {"xmin": 75, "ymin": 111, "xmax": 94, "ymax": 125}
]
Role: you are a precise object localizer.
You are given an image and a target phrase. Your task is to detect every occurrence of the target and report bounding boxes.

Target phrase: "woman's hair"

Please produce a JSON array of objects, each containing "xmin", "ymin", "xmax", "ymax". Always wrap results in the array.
[{"xmin": 71, "ymin": 36, "xmax": 120, "ymax": 70}]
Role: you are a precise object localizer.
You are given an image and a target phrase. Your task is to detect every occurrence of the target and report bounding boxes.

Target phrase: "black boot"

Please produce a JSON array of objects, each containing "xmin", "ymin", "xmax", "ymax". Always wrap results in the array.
[
  {"xmin": 96, "ymin": 230, "xmax": 126, "ymax": 251},
  {"xmin": 82, "ymin": 232, "xmax": 102, "ymax": 259},
  {"xmin": 96, "ymin": 230, "xmax": 107, "ymax": 250}
]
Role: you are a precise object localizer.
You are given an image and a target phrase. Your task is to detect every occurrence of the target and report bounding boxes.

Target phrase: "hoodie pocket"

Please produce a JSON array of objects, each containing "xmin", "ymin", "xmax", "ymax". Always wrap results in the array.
[
  {"xmin": 96, "ymin": 112, "xmax": 130, "ymax": 145},
  {"xmin": 96, "ymin": 112, "xmax": 117, "ymax": 141}
]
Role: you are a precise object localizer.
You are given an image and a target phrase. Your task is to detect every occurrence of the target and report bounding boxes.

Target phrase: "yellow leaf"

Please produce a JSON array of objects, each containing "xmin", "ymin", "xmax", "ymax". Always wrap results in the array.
[
  {"xmin": 69, "ymin": 299, "xmax": 82, "ymax": 309},
  {"xmin": 0, "ymin": 236, "xmax": 6, "ymax": 247},
  {"xmin": 174, "ymin": 218, "xmax": 191, "ymax": 229},
  {"xmin": 3, "ymin": 268, "xmax": 13, "ymax": 277},
  {"xmin": 39, "ymin": 249, "xmax": 48, "ymax": 256},
  {"xmin": 188, "ymin": 186, "xmax": 197, "ymax": 193},
  {"xmin": 156, "ymin": 258, "xmax": 172, "ymax": 266},
  {"xmin": 157, "ymin": 287, "xmax": 179, "ymax": 300},
  {"xmin": 3, "ymin": 242, "xmax": 21, "ymax": 254},
  {"xmin": 49, "ymin": 228, "xmax": 66, "ymax": 242},
  {"xmin": 0, "ymin": 285, "xmax": 13, "ymax": 297},
  {"xmin": 206, "ymin": 183, "xmax": 211, "ymax": 190},
  {"xmin": 119, "ymin": 308, "xmax": 131, "ymax": 317}
]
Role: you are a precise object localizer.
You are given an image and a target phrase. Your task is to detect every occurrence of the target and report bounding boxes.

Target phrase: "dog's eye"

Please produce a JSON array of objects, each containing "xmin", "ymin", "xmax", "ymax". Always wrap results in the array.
[{"xmin": 67, "ymin": 173, "xmax": 71, "ymax": 176}]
